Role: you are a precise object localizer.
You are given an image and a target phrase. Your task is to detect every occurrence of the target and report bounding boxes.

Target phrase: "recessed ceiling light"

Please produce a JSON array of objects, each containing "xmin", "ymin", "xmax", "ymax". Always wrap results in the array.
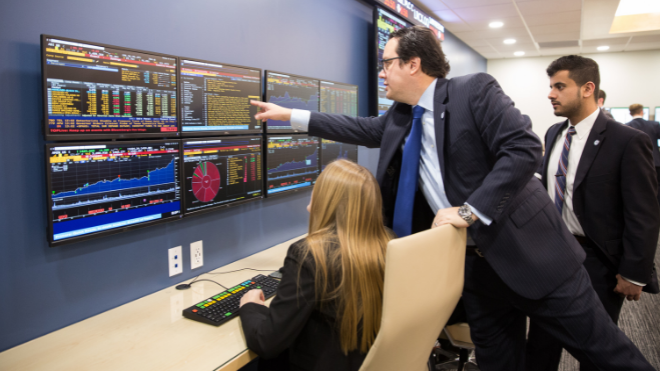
[
  {"xmin": 503, "ymin": 39, "xmax": 516, "ymax": 45},
  {"xmin": 514, "ymin": 51, "xmax": 525, "ymax": 56},
  {"xmin": 489, "ymin": 21, "xmax": 504, "ymax": 28},
  {"xmin": 597, "ymin": 46, "xmax": 610, "ymax": 51}
]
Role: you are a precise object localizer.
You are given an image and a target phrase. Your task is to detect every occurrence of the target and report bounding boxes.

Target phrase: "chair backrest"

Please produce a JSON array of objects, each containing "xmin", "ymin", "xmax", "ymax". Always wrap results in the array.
[{"xmin": 359, "ymin": 225, "xmax": 466, "ymax": 371}]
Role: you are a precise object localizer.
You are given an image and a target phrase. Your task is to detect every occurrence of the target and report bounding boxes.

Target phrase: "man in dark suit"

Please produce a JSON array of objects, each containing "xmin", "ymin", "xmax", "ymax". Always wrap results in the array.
[
  {"xmin": 627, "ymin": 103, "xmax": 660, "ymax": 204},
  {"xmin": 597, "ymin": 89, "xmax": 614, "ymax": 120},
  {"xmin": 526, "ymin": 56, "xmax": 659, "ymax": 371},
  {"xmin": 251, "ymin": 27, "xmax": 654, "ymax": 371}
]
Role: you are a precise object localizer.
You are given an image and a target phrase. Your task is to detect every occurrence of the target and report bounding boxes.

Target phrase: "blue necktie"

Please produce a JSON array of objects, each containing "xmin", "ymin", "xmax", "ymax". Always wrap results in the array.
[
  {"xmin": 554, "ymin": 126, "xmax": 576, "ymax": 214},
  {"xmin": 393, "ymin": 105, "xmax": 426, "ymax": 237}
]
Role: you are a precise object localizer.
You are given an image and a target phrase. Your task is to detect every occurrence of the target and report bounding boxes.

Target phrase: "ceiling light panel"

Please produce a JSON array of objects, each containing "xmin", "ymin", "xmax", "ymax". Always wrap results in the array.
[
  {"xmin": 489, "ymin": 21, "xmax": 504, "ymax": 28},
  {"xmin": 503, "ymin": 38, "xmax": 516, "ymax": 44}
]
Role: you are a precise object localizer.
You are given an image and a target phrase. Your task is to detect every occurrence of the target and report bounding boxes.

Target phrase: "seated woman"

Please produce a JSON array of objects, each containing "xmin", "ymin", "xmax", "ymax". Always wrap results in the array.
[{"xmin": 239, "ymin": 159, "xmax": 393, "ymax": 371}]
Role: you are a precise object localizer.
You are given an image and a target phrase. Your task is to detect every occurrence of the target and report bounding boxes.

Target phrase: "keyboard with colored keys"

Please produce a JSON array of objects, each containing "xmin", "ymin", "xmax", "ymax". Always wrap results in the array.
[{"xmin": 182, "ymin": 274, "xmax": 280, "ymax": 326}]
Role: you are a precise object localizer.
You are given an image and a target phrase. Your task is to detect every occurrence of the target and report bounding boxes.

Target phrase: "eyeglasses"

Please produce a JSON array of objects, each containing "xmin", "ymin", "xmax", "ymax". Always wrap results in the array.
[{"xmin": 378, "ymin": 57, "xmax": 402, "ymax": 72}]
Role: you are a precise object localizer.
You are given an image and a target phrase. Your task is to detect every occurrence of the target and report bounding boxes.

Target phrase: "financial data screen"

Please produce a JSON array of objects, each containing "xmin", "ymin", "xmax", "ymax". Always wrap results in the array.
[
  {"xmin": 321, "ymin": 139, "xmax": 358, "ymax": 170},
  {"xmin": 266, "ymin": 72, "xmax": 319, "ymax": 132},
  {"xmin": 656, "ymin": 107, "xmax": 659, "ymax": 121},
  {"xmin": 266, "ymin": 135, "xmax": 320, "ymax": 195},
  {"xmin": 376, "ymin": 8, "xmax": 408, "ymax": 116},
  {"xmin": 42, "ymin": 36, "xmax": 178, "ymax": 138},
  {"xmin": 47, "ymin": 141, "xmax": 181, "ymax": 245},
  {"xmin": 320, "ymin": 81, "xmax": 358, "ymax": 117},
  {"xmin": 182, "ymin": 137, "xmax": 262, "ymax": 213},
  {"xmin": 180, "ymin": 60, "xmax": 262, "ymax": 134}
]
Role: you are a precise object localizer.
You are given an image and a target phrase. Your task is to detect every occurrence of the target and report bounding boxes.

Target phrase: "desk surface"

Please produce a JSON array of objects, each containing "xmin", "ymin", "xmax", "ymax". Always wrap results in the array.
[{"xmin": 0, "ymin": 235, "xmax": 303, "ymax": 371}]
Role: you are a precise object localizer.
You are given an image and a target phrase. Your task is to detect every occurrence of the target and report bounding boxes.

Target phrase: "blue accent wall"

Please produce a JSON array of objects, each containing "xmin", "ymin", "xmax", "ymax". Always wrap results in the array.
[{"xmin": 0, "ymin": 0, "xmax": 485, "ymax": 352}]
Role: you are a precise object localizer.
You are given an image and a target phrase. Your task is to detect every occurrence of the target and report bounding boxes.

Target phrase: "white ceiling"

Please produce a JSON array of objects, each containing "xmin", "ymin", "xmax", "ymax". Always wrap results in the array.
[{"xmin": 415, "ymin": 0, "xmax": 660, "ymax": 59}]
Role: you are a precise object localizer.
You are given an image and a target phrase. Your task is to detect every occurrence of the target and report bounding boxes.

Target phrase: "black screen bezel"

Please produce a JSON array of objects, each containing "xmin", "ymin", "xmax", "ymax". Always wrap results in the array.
[
  {"xmin": 41, "ymin": 34, "xmax": 181, "ymax": 141},
  {"xmin": 45, "ymin": 139, "xmax": 183, "ymax": 247},
  {"xmin": 180, "ymin": 135, "xmax": 264, "ymax": 216},
  {"xmin": 264, "ymin": 70, "xmax": 320, "ymax": 134},
  {"xmin": 178, "ymin": 58, "xmax": 263, "ymax": 137}
]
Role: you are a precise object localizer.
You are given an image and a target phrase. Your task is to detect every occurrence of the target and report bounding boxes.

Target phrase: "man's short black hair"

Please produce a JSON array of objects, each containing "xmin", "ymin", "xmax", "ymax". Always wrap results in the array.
[
  {"xmin": 598, "ymin": 89, "xmax": 606, "ymax": 102},
  {"xmin": 547, "ymin": 55, "xmax": 600, "ymax": 102},
  {"xmin": 389, "ymin": 25, "xmax": 450, "ymax": 78}
]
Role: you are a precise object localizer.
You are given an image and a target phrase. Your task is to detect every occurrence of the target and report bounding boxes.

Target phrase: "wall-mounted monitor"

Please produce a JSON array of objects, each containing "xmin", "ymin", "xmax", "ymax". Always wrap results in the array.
[
  {"xmin": 321, "ymin": 139, "xmax": 359, "ymax": 170},
  {"xmin": 181, "ymin": 136, "xmax": 263, "ymax": 215},
  {"xmin": 266, "ymin": 135, "xmax": 320, "ymax": 196},
  {"xmin": 46, "ymin": 140, "xmax": 182, "ymax": 246},
  {"xmin": 374, "ymin": 7, "xmax": 409, "ymax": 116},
  {"xmin": 265, "ymin": 71, "xmax": 319, "ymax": 133},
  {"xmin": 320, "ymin": 80, "xmax": 358, "ymax": 117},
  {"xmin": 319, "ymin": 79, "xmax": 359, "ymax": 169},
  {"xmin": 180, "ymin": 59, "xmax": 262, "ymax": 136},
  {"xmin": 655, "ymin": 107, "xmax": 659, "ymax": 121},
  {"xmin": 609, "ymin": 107, "xmax": 649, "ymax": 123},
  {"xmin": 41, "ymin": 35, "xmax": 179, "ymax": 141}
]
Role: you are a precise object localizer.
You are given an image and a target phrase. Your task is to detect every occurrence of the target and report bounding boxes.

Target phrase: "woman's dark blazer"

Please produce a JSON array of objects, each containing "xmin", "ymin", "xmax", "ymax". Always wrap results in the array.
[{"xmin": 240, "ymin": 239, "xmax": 367, "ymax": 371}]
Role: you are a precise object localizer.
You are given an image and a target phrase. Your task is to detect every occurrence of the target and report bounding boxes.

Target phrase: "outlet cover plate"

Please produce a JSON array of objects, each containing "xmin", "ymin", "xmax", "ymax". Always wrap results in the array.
[
  {"xmin": 191, "ymin": 240, "xmax": 203, "ymax": 270},
  {"xmin": 168, "ymin": 246, "xmax": 183, "ymax": 277}
]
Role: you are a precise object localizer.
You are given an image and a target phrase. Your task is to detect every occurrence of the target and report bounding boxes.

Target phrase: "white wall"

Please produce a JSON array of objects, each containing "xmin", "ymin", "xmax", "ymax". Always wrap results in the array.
[{"xmin": 487, "ymin": 50, "xmax": 660, "ymax": 139}]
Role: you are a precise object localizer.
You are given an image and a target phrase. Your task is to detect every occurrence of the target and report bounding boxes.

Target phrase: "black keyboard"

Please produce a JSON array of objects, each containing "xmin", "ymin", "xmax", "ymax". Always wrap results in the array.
[{"xmin": 182, "ymin": 274, "xmax": 280, "ymax": 326}]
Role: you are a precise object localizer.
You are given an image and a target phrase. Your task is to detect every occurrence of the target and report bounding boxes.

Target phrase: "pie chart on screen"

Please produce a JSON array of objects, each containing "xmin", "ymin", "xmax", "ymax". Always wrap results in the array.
[{"xmin": 192, "ymin": 162, "xmax": 220, "ymax": 202}]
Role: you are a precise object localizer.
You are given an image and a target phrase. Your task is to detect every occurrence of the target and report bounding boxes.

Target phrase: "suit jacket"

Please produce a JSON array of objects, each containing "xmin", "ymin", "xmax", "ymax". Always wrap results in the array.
[
  {"xmin": 240, "ymin": 240, "xmax": 366, "ymax": 371},
  {"xmin": 627, "ymin": 117, "xmax": 660, "ymax": 167},
  {"xmin": 308, "ymin": 73, "xmax": 585, "ymax": 300},
  {"xmin": 541, "ymin": 112, "xmax": 660, "ymax": 290}
]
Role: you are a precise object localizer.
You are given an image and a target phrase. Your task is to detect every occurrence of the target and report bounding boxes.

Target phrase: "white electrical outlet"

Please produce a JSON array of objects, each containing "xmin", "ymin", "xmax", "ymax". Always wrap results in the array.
[
  {"xmin": 168, "ymin": 246, "xmax": 183, "ymax": 277},
  {"xmin": 191, "ymin": 240, "xmax": 203, "ymax": 270}
]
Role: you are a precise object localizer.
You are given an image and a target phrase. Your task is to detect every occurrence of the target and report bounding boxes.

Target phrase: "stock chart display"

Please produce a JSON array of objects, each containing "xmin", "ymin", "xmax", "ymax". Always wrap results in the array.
[
  {"xmin": 266, "ymin": 135, "xmax": 320, "ymax": 195},
  {"xmin": 320, "ymin": 81, "xmax": 358, "ymax": 117},
  {"xmin": 47, "ymin": 141, "xmax": 181, "ymax": 245},
  {"xmin": 180, "ymin": 59, "xmax": 262, "ymax": 134},
  {"xmin": 42, "ymin": 36, "xmax": 178, "ymax": 138},
  {"xmin": 376, "ymin": 8, "xmax": 408, "ymax": 116},
  {"xmin": 266, "ymin": 71, "xmax": 319, "ymax": 132},
  {"xmin": 321, "ymin": 139, "xmax": 358, "ymax": 170},
  {"xmin": 182, "ymin": 137, "xmax": 262, "ymax": 213}
]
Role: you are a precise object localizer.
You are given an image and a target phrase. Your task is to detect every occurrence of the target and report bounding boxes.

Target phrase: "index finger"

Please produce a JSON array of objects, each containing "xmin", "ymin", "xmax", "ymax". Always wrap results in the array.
[{"xmin": 250, "ymin": 100, "xmax": 266, "ymax": 108}]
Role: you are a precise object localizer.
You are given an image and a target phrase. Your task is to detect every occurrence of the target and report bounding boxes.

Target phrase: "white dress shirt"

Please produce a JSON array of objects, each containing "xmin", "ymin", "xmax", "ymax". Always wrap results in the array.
[
  {"xmin": 290, "ymin": 78, "xmax": 492, "ymax": 225},
  {"xmin": 545, "ymin": 108, "xmax": 644, "ymax": 286}
]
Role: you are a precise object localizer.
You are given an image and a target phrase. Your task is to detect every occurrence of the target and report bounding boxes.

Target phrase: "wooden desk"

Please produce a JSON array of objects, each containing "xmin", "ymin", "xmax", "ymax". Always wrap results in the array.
[{"xmin": 0, "ymin": 235, "xmax": 303, "ymax": 371}]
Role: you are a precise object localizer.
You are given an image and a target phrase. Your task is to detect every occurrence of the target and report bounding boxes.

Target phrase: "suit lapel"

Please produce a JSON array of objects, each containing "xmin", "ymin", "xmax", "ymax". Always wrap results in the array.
[
  {"xmin": 544, "ymin": 121, "xmax": 568, "ymax": 188},
  {"xmin": 574, "ymin": 111, "xmax": 608, "ymax": 191},
  {"xmin": 433, "ymin": 79, "xmax": 449, "ymax": 182}
]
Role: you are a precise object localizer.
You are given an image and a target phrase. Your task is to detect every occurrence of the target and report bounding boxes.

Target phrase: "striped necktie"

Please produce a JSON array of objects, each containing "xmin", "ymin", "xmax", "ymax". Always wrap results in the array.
[
  {"xmin": 393, "ymin": 105, "xmax": 426, "ymax": 237},
  {"xmin": 554, "ymin": 126, "xmax": 577, "ymax": 214}
]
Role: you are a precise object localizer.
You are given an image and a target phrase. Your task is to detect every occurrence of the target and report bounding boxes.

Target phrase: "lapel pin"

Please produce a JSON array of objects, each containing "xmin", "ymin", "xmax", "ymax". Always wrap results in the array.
[
  {"xmin": 441, "ymin": 112, "xmax": 445, "ymax": 119},
  {"xmin": 594, "ymin": 140, "xmax": 600, "ymax": 146}
]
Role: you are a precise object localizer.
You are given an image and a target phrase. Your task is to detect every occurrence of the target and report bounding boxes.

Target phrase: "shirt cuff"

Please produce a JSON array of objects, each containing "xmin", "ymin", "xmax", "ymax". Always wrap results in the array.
[
  {"xmin": 290, "ymin": 109, "xmax": 311, "ymax": 132},
  {"xmin": 534, "ymin": 173, "xmax": 543, "ymax": 180},
  {"xmin": 621, "ymin": 276, "xmax": 646, "ymax": 287},
  {"xmin": 466, "ymin": 203, "xmax": 492, "ymax": 226}
]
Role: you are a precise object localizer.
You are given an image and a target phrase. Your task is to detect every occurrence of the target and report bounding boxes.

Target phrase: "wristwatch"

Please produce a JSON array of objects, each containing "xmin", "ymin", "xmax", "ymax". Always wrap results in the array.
[{"xmin": 458, "ymin": 204, "xmax": 475, "ymax": 226}]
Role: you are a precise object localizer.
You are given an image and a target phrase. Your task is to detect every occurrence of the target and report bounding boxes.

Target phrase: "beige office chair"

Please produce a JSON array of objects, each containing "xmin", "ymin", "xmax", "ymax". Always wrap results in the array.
[{"xmin": 359, "ymin": 225, "xmax": 467, "ymax": 371}]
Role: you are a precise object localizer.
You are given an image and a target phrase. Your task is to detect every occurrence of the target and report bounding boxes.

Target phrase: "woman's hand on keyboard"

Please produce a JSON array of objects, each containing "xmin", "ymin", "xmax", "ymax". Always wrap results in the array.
[{"xmin": 240, "ymin": 289, "xmax": 266, "ymax": 307}]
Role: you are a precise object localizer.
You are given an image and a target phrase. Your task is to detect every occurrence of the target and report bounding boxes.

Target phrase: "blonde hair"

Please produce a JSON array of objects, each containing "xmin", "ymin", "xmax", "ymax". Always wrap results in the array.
[{"xmin": 301, "ymin": 159, "xmax": 391, "ymax": 354}]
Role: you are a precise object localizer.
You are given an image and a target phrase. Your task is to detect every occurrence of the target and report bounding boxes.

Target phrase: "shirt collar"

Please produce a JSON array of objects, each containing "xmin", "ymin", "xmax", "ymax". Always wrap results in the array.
[
  {"xmin": 569, "ymin": 108, "xmax": 600, "ymax": 140},
  {"xmin": 632, "ymin": 115, "xmax": 644, "ymax": 119},
  {"xmin": 417, "ymin": 78, "xmax": 438, "ymax": 113}
]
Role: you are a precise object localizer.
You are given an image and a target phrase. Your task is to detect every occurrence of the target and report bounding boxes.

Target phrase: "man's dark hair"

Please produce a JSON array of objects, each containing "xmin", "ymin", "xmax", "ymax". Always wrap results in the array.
[
  {"xmin": 389, "ymin": 25, "xmax": 450, "ymax": 78},
  {"xmin": 546, "ymin": 55, "xmax": 600, "ymax": 102},
  {"xmin": 598, "ymin": 89, "xmax": 606, "ymax": 102}
]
